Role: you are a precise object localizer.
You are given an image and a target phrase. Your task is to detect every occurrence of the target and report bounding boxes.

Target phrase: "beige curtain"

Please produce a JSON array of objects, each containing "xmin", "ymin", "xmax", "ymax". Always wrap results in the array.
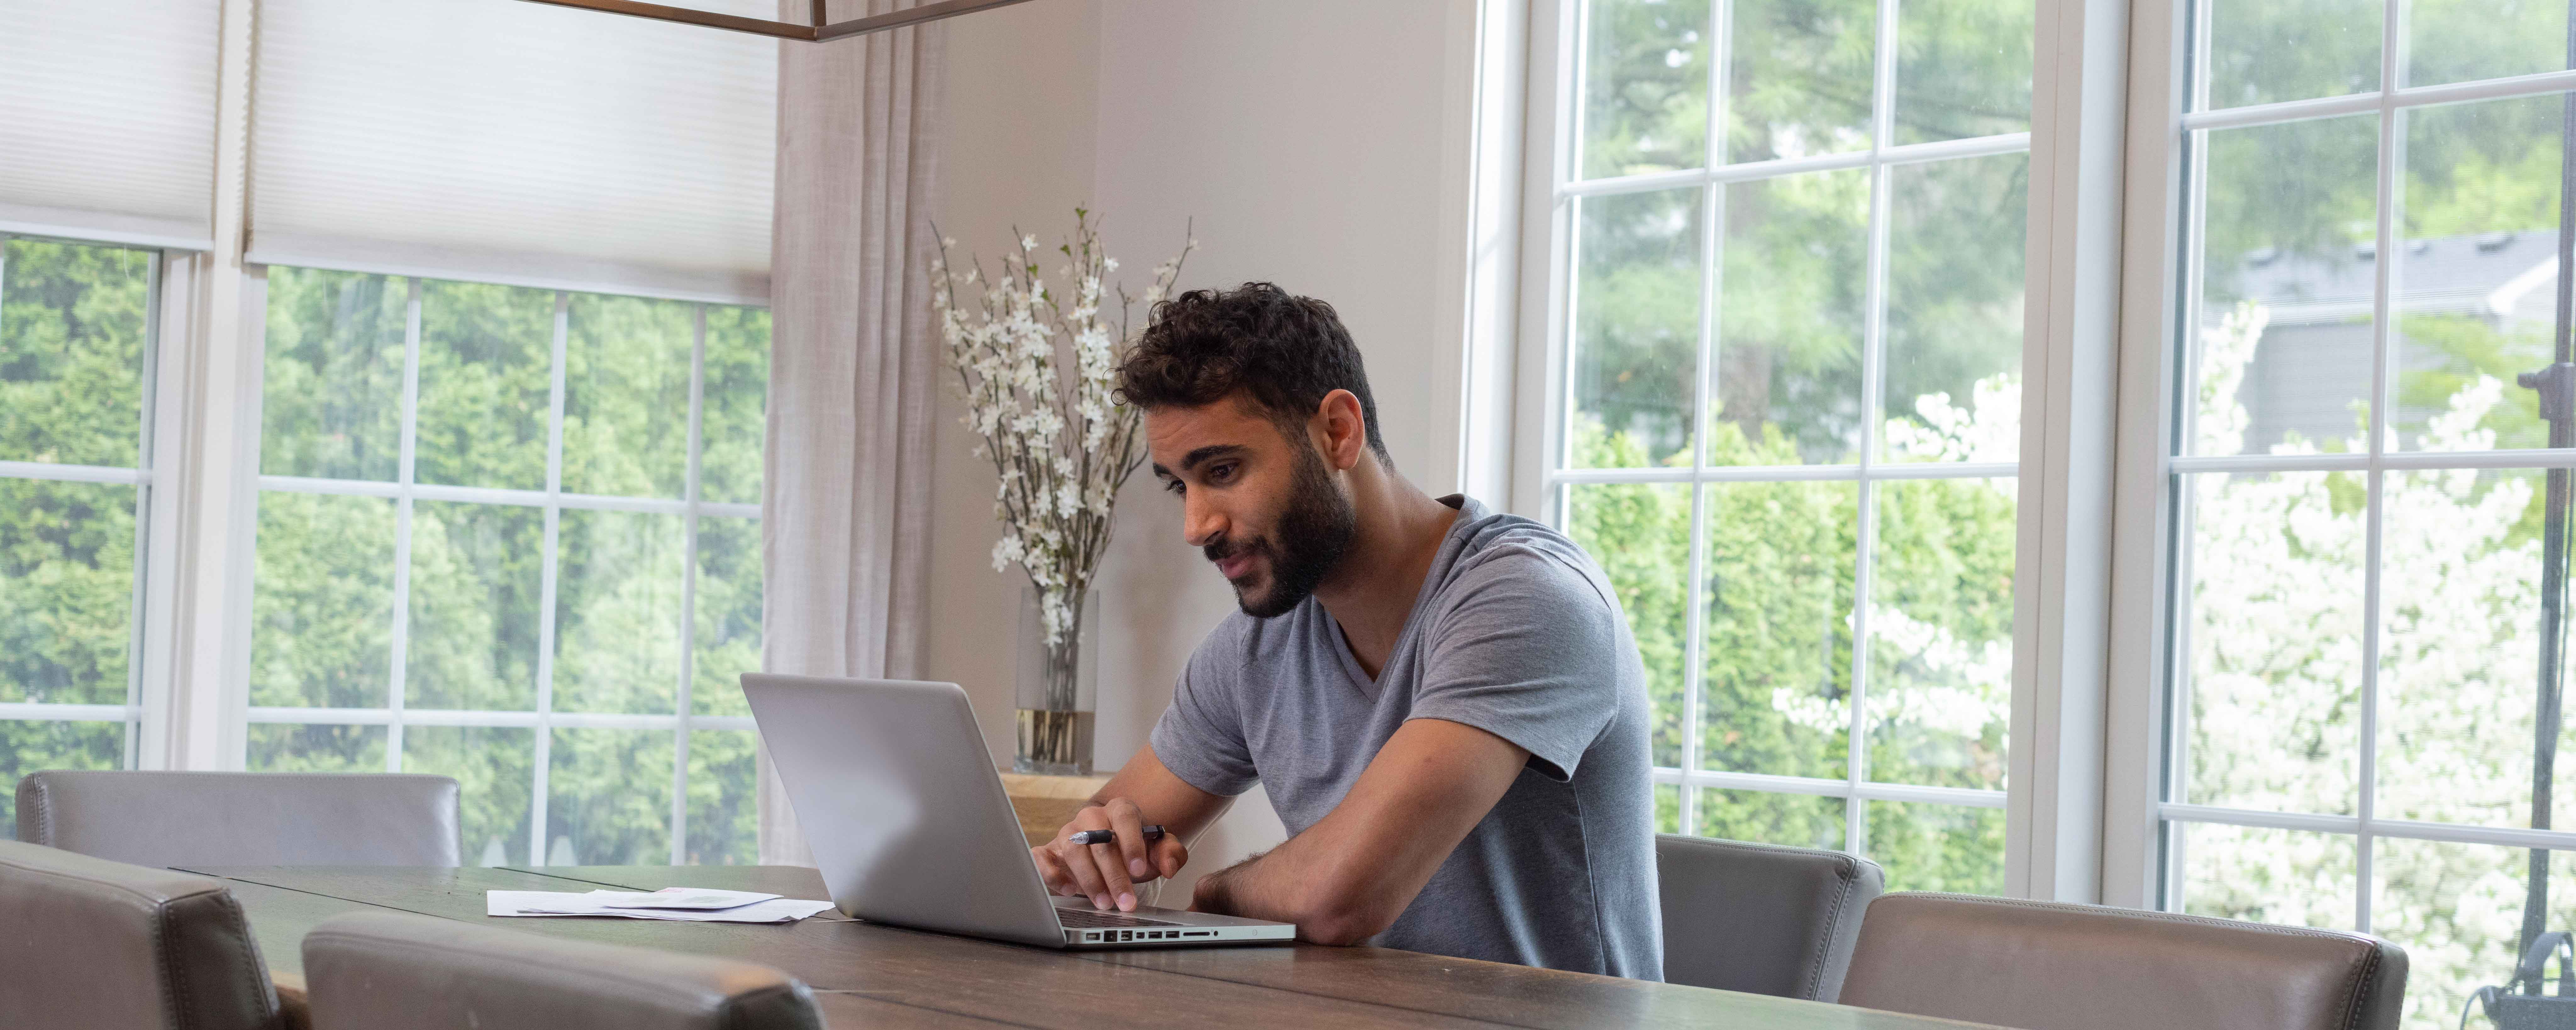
[{"xmin": 757, "ymin": 3, "xmax": 945, "ymax": 867}]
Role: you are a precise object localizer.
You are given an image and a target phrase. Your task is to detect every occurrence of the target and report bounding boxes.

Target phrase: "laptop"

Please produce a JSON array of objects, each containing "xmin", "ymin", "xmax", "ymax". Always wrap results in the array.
[{"xmin": 743, "ymin": 673, "xmax": 1297, "ymax": 949}]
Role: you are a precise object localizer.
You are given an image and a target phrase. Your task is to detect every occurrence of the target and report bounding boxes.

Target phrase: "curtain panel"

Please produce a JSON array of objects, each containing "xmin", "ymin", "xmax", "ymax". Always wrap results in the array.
[{"xmin": 758, "ymin": 2, "xmax": 946, "ymax": 866}]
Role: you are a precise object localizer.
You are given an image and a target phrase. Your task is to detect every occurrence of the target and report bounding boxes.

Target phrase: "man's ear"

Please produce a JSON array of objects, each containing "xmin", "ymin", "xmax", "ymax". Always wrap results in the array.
[{"xmin": 1313, "ymin": 389, "xmax": 1368, "ymax": 472}]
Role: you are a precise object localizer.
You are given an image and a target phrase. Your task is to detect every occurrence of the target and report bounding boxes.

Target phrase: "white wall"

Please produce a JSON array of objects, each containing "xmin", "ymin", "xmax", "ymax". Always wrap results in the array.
[{"xmin": 933, "ymin": 0, "xmax": 1483, "ymax": 899}]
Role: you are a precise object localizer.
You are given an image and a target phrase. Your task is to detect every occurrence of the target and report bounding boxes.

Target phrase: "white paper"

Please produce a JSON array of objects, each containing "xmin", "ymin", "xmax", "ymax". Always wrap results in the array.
[
  {"xmin": 598, "ymin": 887, "xmax": 782, "ymax": 910},
  {"xmin": 486, "ymin": 890, "xmax": 836, "ymax": 924}
]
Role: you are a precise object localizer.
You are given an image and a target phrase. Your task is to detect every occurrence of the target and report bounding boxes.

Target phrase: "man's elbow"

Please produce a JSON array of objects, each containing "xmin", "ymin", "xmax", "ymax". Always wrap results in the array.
[{"xmin": 1294, "ymin": 887, "xmax": 1398, "ymax": 946}]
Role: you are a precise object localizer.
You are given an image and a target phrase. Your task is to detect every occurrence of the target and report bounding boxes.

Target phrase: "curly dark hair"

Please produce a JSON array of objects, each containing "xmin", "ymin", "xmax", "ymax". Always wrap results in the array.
[{"xmin": 1114, "ymin": 282, "xmax": 1389, "ymax": 464}]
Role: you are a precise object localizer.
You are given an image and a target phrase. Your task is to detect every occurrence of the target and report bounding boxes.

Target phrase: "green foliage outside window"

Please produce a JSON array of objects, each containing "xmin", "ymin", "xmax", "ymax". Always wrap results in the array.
[{"xmin": 0, "ymin": 239, "xmax": 151, "ymax": 838}]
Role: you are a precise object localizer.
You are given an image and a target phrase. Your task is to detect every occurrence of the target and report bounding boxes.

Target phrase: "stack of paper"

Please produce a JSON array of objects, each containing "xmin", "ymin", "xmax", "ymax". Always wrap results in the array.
[{"xmin": 487, "ymin": 887, "xmax": 837, "ymax": 924}]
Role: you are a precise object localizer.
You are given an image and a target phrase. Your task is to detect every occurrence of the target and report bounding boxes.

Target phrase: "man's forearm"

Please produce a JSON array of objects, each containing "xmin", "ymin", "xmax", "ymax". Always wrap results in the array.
[{"xmin": 1190, "ymin": 845, "xmax": 1381, "ymax": 944}]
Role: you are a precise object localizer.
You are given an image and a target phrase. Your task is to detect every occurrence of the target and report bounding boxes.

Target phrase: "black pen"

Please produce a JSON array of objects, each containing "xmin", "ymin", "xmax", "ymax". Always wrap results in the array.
[{"xmin": 1070, "ymin": 825, "xmax": 1164, "ymax": 846}]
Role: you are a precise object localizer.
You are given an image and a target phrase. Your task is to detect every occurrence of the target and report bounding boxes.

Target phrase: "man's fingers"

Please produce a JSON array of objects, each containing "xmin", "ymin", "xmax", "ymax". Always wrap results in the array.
[
  {"xmin": 1089, "ymin": 840, "xmax": 1137, "ymax": 911},
  {"xmin": 1153, "ymin": 837, "xmax": 1189, "ymax": 881},
  {"xmin": 1054, "ymin": 839, "xmax": 1111, "ymax": 907},
  {"xmin": 1106, "ymin": 799, "xmax": 1153, "ymax": 881}
]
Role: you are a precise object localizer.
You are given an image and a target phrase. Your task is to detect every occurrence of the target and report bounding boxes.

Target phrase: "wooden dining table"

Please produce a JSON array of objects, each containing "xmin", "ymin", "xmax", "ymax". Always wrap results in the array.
[{"xmin": 194, "ymin": 863, "xmax": 1990, "ymax": 1029}]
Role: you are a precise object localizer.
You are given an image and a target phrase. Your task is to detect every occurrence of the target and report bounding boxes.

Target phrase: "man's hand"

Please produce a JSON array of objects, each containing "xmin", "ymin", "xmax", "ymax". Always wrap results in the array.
[
  {"xmin": 1033, "ymin": 797, "xmax": 1189, "ymax": 912},
  {"xmin": 1027, "ymin": 745, "xmax": 1229, "ymax": 912}
]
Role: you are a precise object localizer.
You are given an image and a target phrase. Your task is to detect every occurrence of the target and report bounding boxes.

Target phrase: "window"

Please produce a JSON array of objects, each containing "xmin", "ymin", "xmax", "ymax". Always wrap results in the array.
[
  {"xmin": 244, "ymin": 267, "xmax": 767, "ymax": 866},
  {"xmin": 2150, "ymin": 0, "xmax": 2576, "ymax": 1023},
  {"xmin": 0, "ymin": 237, "xmax": 158, "ymax": 835},
  {"xmin": 1544, "ymin": 0, "xmax": 2031, "ymax": 891}
]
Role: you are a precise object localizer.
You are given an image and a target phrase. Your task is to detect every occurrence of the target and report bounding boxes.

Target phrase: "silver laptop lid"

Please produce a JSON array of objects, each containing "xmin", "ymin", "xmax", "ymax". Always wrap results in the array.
[{"xmin": 742, "ymin": 673, "xmax": 1067, "ymax": 948}]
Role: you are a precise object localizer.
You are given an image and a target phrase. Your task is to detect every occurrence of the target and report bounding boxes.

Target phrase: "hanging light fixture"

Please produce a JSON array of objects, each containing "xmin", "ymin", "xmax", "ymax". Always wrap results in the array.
[{"xmin": 518, "ymin": 0, "xmax": 1038, "ymax": 42}]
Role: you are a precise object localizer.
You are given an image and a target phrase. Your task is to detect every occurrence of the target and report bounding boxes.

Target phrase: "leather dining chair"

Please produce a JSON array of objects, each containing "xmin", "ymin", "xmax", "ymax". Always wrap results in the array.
[
  {"xmin": 1838, "ymin": 892, "xmax": 2407, "ymax": 1030},
  {"xmin": 303, "ymin": 910, "xmax": 824, "ymax": 1030},
  {"xmin": 1655, "ymin": 833, "xmax": 1885, "ymax": 1000},
  {"xmin": 16, "ymin": 770, "xmax": 461, "ymax": 868},
  {"xmin": 0, "ymin": 839, "xmax": 284, "ymax": 1030}
]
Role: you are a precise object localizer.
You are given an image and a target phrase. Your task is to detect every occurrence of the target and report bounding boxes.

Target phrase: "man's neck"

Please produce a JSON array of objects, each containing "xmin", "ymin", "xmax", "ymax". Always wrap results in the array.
[{"xmin": 1311, "ymin": 457, "xmax": 1459, "ymax": 680}]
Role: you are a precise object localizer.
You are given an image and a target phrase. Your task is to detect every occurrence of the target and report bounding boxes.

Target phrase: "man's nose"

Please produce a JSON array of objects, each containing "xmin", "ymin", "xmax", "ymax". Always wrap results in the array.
[{"xmin": 1182, "ymin": 492, "xmax": 1225, "ymax": 549}]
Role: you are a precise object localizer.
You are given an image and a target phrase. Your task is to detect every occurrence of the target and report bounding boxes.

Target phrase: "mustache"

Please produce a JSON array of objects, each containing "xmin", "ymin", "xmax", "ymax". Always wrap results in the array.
[{"xmin": 1202, "ymin": 534, "xmax": 1272, "ymax": 565}]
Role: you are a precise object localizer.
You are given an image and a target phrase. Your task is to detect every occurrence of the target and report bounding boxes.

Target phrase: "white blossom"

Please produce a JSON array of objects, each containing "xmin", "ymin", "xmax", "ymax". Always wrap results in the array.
[{"xmin": 932, "ymin": 210, "xmax": 1195, "ymax": 672}]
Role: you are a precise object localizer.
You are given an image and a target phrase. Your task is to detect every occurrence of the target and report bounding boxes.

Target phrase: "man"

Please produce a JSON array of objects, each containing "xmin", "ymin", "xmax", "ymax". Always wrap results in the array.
[{"xmin": 1032, "ymin": 283, "xmax": 1660, "ymax": 979}]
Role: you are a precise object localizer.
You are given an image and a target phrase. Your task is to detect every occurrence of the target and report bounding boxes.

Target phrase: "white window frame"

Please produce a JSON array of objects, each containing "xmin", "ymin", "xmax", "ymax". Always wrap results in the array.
[
  {"xmin": 0, "ymin": 235, "xmax": 178, "ymax": 778},
  {"xmin": 2102, "ymin": 0, "xmax": 2576, "ymax": 922},
  {"xmin": 229, "ymin": 272, "xmax": 762, "ymax": 867},
  {"xmin": 1492, "ymin": 0, "xmax": 2128, "ymax": 901}
]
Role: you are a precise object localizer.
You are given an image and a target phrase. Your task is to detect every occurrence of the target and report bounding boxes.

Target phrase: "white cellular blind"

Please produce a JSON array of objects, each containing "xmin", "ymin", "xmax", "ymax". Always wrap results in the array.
[
  {"xmin": 0, "ymin": 0, "xmax": 221, "ymax": 248},
  {"xmin": 250, "ymin": 0, "xmax": 778, "ymax": 303}
]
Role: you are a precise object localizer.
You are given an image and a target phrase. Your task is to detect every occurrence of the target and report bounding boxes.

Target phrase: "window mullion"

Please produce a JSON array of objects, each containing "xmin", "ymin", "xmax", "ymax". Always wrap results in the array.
[
  {"xmin": 1846, "ymin": 0, "xmax": 1901, "ymax": 853},
  {"xmin": 2350, "ymin": 0, "xmax": 2408, "ymax": 934},
  {"xmin": 529, "ymin": 291, "xmax": 570, "ymax": 865},
  {"xmin": 385, "ymin": 279, "xmax": 424, "ymax": 774},
  {"xmin": 672, "ymin": 303, "xmax": 708, "ymax": 866}
]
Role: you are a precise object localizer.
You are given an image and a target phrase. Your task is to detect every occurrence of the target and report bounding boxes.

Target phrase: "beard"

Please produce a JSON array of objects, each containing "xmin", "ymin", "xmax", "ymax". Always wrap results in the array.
[{"xmin": 1204, "ymin": 442, "xmax": 1357, "ymax": 618}]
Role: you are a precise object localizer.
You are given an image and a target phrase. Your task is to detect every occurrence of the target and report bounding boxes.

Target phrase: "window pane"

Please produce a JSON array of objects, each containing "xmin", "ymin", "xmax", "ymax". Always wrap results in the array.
[
  {"xmin": 2182, "ymin": 470, "xmax": 2365, "ymax": 815},
  {"xmin": 1564, "ymin": 482, "xmax": 1690, "ymax": 768},
  {"xmin": 1868, "ymin": 478, "xmax": 2014, "ymax": 791},
  {"xmin": 1579, "ymin": 0, "xmax": 1710, "ymax": 180},
  {"xmin": 406, "ymin": 501, "xmax": 541, "ymax": 711},
  {"xmin": 2196, "ymin": 114, "xmax": 2381, "ymax": 457},
  {"xmin": 0, "ymin": 480, "xmax": 136, "ymax": 705},
  {"xmin": 0, "ymin": 720, "xmax": 124, "ymax": 841},
  {"xmin": 1654, "ymin": 782, "xmax": 1681, "ymax": 834},
  {"xmin": 261, "ymin": 269, "xmax": 407, "ymax": 481},
  {"xmin": 1882, "ymin": 153, "xmax": 2025, "ymax": 464},
  {"xmin": 1724, "ymin": 0, "xmax": 1875, "ymax": 163},
  {"xmin": 247, "ymin": 723, "xmax": 386, "ymax": 772},
  {"xmin": 562, "ymin": 294, "xmax": 691, "ymax": 499},
  {"xmin": 406, "ymin": 725, "xmax": 532, "ymax": 867},
  {"xmin": 686, "ymin": 728, "xmax": 758, "ymax": 865},
  {"xmin": 1891, "ymin": 0, "xmax": 2033, "ymax": 145},
  {"xmin": 692, "ymin": 515, "xmax": 760, "ymax": 718},
  {"xmin": 547, "ymin": 727, "xmax": 673, "ymax": 865},
  {"xmin": 2175, "ymin": 821, "xmax": 2354, "ymax": 929},
  {"xmin": 699, "ymin": 305, "xmax": 768, "ymax": 505},
  {"xmin": 1570, "ymin": 188, "xmax": 1703, "ymax": 470},
  {"xmin": 252, "ymin": 492, "xmax": 396, "ymax": 709},
  {"xmin": 1696, "ymin": 788, "xmax": 1843, "ymax": 849},
  {"xmin": 2372, "ymin": 840, "xmax": 2576, "ymax": 1030},
  {"xmin": 2378, "ymin": 468, "xmax": 2576, "ymax": 828},
  {"xmin": 2409, "ymin": 0, "xmax": 2569, "ymax": 88},
  {"xmin": 1715, "ymin": 170, "xmax": 1868, "ymax": 465},
  {"xmin": 415, "ymin": 280, "xmax": 552, "ymax": 490},
  {"xmin": 2395, "ymin": 95, "xmax": 2566, "ymax": 454},
  {"xmin": 1866, "ymin": 800, "xmax": 2002, "ymax": 894},
  {"xmin": 552, "ymin": 510, "xmax": 683, "ymax": 714},
  {"xmin": 1700, "ymin": 480, "xmax": 1853, "ymax": 779},
  {"xmin": 0, "ymin": 239, "xmax": 149, "ymax": 468},
  {"xmin": 2204, "ymin": 0, "xmax": 2380, "ymax": 110}
]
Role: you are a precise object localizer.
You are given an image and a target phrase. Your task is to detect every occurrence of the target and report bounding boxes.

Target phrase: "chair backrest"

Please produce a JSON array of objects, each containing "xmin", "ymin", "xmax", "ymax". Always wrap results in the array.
[
  {"xmin": 1654, "ymin": 833, "xmax": 1884, "ymax": 1000},
  {"xmin": 303, "ymin": 910, "xmax": 824, "ymax": 1030},
  {"xmin": 0, "ymin": 839, "xmax": 283, "ymax": 1030},
  {"xmin": 1838, "ymin": 893, "xmax": 2407, "ymax": 1030},
  {"xmin": 16, "ymin": 770, "xmax": 460, "ymax": 868}
]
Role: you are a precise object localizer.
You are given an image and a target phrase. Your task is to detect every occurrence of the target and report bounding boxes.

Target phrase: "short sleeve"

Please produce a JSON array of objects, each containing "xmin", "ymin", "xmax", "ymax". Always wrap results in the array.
[
  {"xmin": 1147, "ymin": 629, "xmax": 1260, "ymax": 797},
  {"xmin": 1409, "ymin": 545, "xmax": 1626, "ymax": 782}
]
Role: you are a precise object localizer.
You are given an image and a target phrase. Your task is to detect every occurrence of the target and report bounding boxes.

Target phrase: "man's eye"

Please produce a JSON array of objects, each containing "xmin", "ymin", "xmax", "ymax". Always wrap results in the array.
[
  {"xmin": 1206, "ymin": 464, "xmax": 1236, "ymax": 484},
  {"xmin": 1163, "ymin": 479, "xmax": 1185, "ymax": 496}
]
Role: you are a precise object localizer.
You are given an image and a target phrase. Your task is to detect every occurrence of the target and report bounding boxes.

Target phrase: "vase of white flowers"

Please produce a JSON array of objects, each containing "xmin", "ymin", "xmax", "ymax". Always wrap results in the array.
[{"xmin": 933, "ymin": 209, "xmax": 1192, "ymax": 776}]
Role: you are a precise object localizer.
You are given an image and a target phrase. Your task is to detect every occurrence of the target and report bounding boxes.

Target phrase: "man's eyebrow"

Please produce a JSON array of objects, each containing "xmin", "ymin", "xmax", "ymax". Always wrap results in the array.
[{"xmin": 1177, "ymin": 444, "xmax": 1248, "ymax": 472}]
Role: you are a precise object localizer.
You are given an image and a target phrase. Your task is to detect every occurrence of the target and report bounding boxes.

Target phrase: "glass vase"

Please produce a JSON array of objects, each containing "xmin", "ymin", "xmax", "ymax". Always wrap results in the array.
[{"xmin": 1014, "ymin": 583, "xmax": 1098, "ymax": 776}]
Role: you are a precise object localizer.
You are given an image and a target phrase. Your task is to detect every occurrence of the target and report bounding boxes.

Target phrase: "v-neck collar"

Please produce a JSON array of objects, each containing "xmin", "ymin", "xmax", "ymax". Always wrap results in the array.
[{"xmin": 1318, "ymin": 495, "xmax": 1481, "ymax": 701}]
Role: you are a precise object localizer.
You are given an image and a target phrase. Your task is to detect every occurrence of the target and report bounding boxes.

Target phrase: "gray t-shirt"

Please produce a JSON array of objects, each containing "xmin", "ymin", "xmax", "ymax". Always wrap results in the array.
[{"xmin": 1150, "ymin": 495, "xmax": 1662, "ymax": 979}]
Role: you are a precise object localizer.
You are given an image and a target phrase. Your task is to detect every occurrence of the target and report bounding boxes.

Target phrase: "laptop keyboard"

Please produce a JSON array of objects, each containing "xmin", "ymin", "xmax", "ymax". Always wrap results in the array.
[{"xmin": 1056, "ymin": 907, "xmax": 1182, "ymax": 929}]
